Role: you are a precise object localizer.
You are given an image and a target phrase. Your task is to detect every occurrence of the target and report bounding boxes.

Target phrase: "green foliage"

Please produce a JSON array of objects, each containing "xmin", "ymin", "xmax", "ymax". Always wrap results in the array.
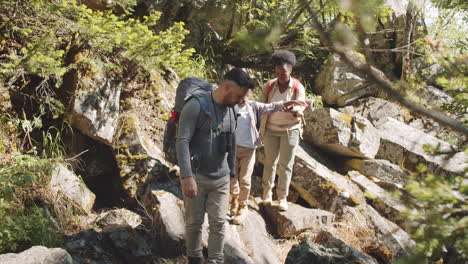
[
  {"xmin": 0, "ymin": 0, "xmax": 205, "ymax": 83},
  {"xmin": 0, "ymin": 152, "xmax": 62, "ymax": 253},
  {"xmin": 431, "ymin": 0, "xmax": 468, "ymax": 11},
  {"xmin": 0, "ymin": 153, "xmax": 51, "ymax": 202},
  {"xmin": 307, "ymin": 93, "xmax": 324, "ymax": 109},
  {"xmin": 0, "ymin": 201, "xmax": 62, "ymax": 253},
  {"xmin": 397, "ymin": 159, "xmax": 467, "ymax": 263}
]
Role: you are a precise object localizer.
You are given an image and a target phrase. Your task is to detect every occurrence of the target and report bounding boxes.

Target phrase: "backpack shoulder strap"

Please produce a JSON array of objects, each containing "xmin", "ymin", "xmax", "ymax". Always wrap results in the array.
[
  {"xmin": 231, "ymin": 106, "xmax": 238, "ymax": 131},
  {"xmin": 189, "ymin": 92, "xmax": 213, "ymax": 128},
  {"xmin": 292, "ymin": 77, "xmax": 299, "ymax": 98},
  {"xmin": 193, "ymin": 94, "xmax": 211, "ymax": 115},
  {"xmin": 267, "ymin": 78, "xmax": 276, "ymax": 94},
  {"xmin": 265, "ymin": 78, "xmax": 277, "ymax": 102}
]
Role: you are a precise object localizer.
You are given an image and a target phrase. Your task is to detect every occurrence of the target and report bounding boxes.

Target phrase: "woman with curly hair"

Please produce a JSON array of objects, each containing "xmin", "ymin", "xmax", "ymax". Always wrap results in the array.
[{"xmin": 259, "ymin": 50, "xmax": 306, "ymax": 211}]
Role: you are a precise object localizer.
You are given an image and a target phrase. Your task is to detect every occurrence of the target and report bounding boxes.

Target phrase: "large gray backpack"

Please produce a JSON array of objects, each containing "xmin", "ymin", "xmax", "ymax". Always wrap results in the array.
[{"xmin": 163, "ymin": 77, "xmax": 213, "ymax": 162}]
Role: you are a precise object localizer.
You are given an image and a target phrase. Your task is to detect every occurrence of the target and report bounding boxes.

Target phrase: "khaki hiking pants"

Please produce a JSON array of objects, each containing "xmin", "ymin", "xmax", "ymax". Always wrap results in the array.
[
  {"xmin": 183, "ymin": 173, "xmax": 230, "ymax": 264},
  {"xmin": 230, "ymin": 145, "xmax": 256, "ymax": 208},
  {"xmin": 262, "ymin": 128, "xmax": 300, "ymax": 199}
]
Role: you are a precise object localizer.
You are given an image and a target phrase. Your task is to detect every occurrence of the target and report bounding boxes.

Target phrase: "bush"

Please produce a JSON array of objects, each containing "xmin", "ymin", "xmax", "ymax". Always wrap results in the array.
[
  {"xmin": 0, "ymin": 153, "xmax": 63, "ymax": 253},
  {"xmin": 397, "ymin": 163, "xmax": 467, "ymax": 264},
  {"xmin": 0, "ymin": 0, "xmax": 206, "ymax": 83},
  {"xmin": 0, "ymin": 201, "xmax": 62, "ymax": 253}
]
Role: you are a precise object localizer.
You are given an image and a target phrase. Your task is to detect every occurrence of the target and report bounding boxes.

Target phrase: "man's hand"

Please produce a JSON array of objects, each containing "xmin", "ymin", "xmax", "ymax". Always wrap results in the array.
[
  {"xmin": 283, "ymin": 100, "xmax": 308, "ymax": 109},
  {"xmin": 181, "ymin": 176, "xmax": 198, "ymax": 198}
]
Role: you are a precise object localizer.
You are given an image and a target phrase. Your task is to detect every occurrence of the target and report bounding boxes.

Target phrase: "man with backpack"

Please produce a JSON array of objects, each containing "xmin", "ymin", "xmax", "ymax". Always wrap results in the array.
[
  {"xmin": 176, "ymin": 68, "xmax": 255, "ymax": 264},
  {"xmin": 259, "ymin": 50, "xmax": 307, "ymax": 212}
]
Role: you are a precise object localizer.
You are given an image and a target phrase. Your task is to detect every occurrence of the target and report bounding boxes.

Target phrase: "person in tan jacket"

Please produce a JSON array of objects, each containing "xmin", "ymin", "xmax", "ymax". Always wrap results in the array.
[
  {"xmin": 259, "ymin": 50, "xmax": 306, "ymax": 211},
  {"xmin": 230, "ymin": 98, "xmax": 307, "ymax": 224}
]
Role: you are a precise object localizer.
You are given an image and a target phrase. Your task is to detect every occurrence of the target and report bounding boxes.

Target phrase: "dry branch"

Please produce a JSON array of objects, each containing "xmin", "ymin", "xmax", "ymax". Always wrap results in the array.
[{"xmin": 299, "ymin": 0, "xmax": 468, "ymax": 135}]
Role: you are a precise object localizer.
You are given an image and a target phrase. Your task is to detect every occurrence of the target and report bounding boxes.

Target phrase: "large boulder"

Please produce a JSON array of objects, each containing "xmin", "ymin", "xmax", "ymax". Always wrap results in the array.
[
  {"xmin": 341, "ymin": 204, "xmax": 415, "ymax": 261},
  {"xmin": 345, "ymin": 159, "xmax": 410, "ymax": 187},
  {"xmin": 285, "ymin": 232, "xmax": 378, "ymax": 264},
  {"xmin": 408, "ymin": 115, "xmax": 465, "ymax": 143},
  {"xmin": 95, "ymin": 208, "xmax": 142, "ymax": 230},
  {"xmin": 260, "ymin": 203, "xmax": 335, "ymax": 238},
  {"xmin": 114, "ymin": 112, "xmax": 173, "ymax": 204},
  {"xmin": 258, "ymin": 144, "xmax": 366, "ymax": 213},
  {"xmin": 348, "ymin": 171, "xmax": 405, "ymax": 226},
  {"xmin": 50, "ymin": 163, "xmax": 95, "ymax": 213},
  {"xmin": 314, "ymin": 54, "xmax": 379, "ymax": 106},
  {"xmin": 143, "ymin": 188, "xmax": 186, "ymax": 257},
  {"xmin": 303, "ymin": 108, "xmax": 381, "ymax": 158},
  {"xmin": 414, "ymin": 85, "xmax": 454, "ymax": 108},
  {"xmin": 233, "ymin": 206, "xmax": 282, "ymax": 264},
  {"xmin": 0, "ymin": 246, "xmax": 73, "ymax": 264},
  {"xmin": 338, "ymin": 97, "xmax": 407, "ymax": 128},
  {"xmin": 376, "ymin": 117, "xmax": 468, "ymax": 175},
  {"xmin": 65, "ymin": 226, "xmax": 152, "ymax": 264},
  {"xmin": 141, "ymin": 185, "xmax": 269, "ymax": 263},
  {"xmin": 69, "ymin": 75, "xmax": 122, "ymax": 146}
]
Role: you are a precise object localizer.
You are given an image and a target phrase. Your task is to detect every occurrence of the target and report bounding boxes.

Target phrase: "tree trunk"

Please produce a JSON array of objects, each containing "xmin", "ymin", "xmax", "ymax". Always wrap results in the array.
[{"xmin": 401, "ymin": 1, "xmax": 415, "ymax": 80}]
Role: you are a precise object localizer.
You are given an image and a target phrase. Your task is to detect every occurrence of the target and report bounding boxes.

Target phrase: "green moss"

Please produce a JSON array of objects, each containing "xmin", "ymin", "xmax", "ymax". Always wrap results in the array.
[{"xmin": 337, "ymin": 113, "xmax": 353, "ymax": 127}]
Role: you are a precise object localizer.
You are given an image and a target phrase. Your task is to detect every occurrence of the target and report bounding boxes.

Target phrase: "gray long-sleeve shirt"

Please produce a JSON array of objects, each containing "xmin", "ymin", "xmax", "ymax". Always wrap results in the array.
[
  {"xmin": 176, "ymin": 93, "xmax": 236, "ymax": 179},
  {"xmin": 234, "ymin": 100, "xmax": 285, "ymax": 148}
]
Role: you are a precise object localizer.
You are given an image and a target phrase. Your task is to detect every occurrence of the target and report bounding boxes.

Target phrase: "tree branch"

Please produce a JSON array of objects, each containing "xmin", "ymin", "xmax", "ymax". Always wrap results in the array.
[{"xmin": 299, "ymin": 0, "xmax": 467, "ymax": 135}]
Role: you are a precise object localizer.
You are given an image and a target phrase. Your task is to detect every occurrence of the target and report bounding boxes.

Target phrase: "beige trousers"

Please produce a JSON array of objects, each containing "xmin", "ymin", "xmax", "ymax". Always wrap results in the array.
[
  {"xmin": 183, "ymin": 173, "xmax": 230, "ymax": 264},
  {"xmin": 261, "ymin": 128, "xmax": 300, "ymax": 199},
  {"xmin": 230, "ymin": 145, "xmax": 256, "ymax": 208}
]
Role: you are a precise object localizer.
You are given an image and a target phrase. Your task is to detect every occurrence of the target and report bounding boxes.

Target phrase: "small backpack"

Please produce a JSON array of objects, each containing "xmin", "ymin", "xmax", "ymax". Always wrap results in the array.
[{"xmin": 163, "ymin": 77, "xmax": 213, "ymax": 163}]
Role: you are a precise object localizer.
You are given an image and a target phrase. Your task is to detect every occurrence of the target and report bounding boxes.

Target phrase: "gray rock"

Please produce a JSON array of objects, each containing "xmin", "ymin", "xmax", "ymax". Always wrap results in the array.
[
  {"xmin": 50, "ymin": 163, "xmax": 95, "ymax": 213},
  {"xmin": 114, "ymin": 113, "xmax": 172, "ymax": 203},
  {"xmin": 260, "ymin": 203, "xmax": 335, "ymax": 238},
  {"xmin": 338, "ymin": 97, "xmax": 407, "ymax": 128},
  {"xmin": 348, "ymin": 171, "xmax": 405, "ymax": 226},
  {"xmin": 104, "ymin": 225, "xmax": 152, "ymax": 259},
  {"xmin": 285, "ymin": 232, "xmax": 377, "ymax": 264},
  {"xmin": 70, "ymin": 76, "xmax": 121, "ymax": 145},
  {"xmin": 143, "ymin": 185, "xmax": 277, "ymax": 262},
  {"xmin": 222, "ymin": 224, "xmax": 255, "ymax": 264},
  {"xmin": 345, "ymin": 159, "xmax": 410, "ymax": 187},
  {"xmin": 408, "ymin": 115, "xmax": 465, "ymax": 144},
  {"xmin": 234, "ymin": 208, "xmax": 282, "ymax": 264},
  {"xmin": 376, "ymin": 117, "xmax": 468, "ymax": 175},
  {"xmin": 95, "ymin": 208, "xmax": 142, "ymax": 229},
  {"xmin": 258, "ymin": 145, "xmax": 366, "ymax": 213},
  {"xmin": 65, "ymin": 226, "xmax": 153, "ymax": 264},
  {"xmin": 412, "ymin": 57, "xmax": 444, "ymax": 84},
  {"xmin": 415, "ymin": 85, "xmax": 454, "ymax": 108},
  {"xmin": 342, "ymin": 204, "xmax": 415, "ymax": 260},
  {"xmin": 0, "ymin": 246, "xmax": 73, "ymax": 264},
  {"xmin": 303, "ymin": 108, "xmax": 381, "ymax": 158},
  {"xmin": 314, "ymin": 54, "xmax": 378, "ymax": 106},
  {"xmin": 145, "ymin": 188, "xmax": 186, "ymax": 257}
]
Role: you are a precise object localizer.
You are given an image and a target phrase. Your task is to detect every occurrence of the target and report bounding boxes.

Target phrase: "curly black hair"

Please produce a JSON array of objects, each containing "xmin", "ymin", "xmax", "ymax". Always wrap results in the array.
[
  {"xmin": 271, "ymin": 50, "xmax": 296, "ymax": 66},
  {"xmin": 223, "ymin": 68, "xmax": 255, "ymax": 89}
]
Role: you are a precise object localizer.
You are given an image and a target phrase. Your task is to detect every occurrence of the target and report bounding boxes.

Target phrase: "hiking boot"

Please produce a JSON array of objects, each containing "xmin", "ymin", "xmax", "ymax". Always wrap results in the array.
[
  {"xmin": 262, "ymin": 189, "xmax": 272, "ymax": 206},
  {"xmin": 278, "ymin": 198, "xmax": 288, "ymax": 211},
  {"xmin": 229, "ymin": 196, "xmax": 239, "ymax": 216},
  {"xmin": 188, "ymin": 257, "xmax": 202, "ymax": 264},
  {"xmin": 232, "ymin": 205, "xmax": 248, "ymax": 225}
]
